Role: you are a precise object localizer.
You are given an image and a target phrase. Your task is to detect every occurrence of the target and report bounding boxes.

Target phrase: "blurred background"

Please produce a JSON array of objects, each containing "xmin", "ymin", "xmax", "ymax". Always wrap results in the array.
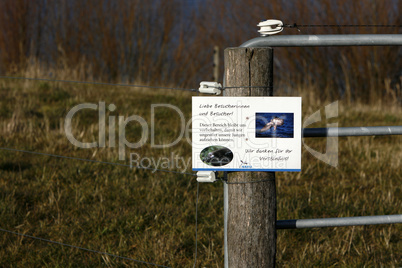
[{"xmin": 0, "ymin": 0, "xmax": 401, "ymax": 103}]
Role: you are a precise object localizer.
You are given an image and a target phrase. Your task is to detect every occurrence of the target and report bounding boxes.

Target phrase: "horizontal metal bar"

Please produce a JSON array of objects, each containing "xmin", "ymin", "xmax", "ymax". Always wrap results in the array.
[
  {"xmin": 241, "ymin": 34, "xmax": 402, "ymax": 47},
  {"xmin": 303, "ymin": 126, "xmax": 402, "ymax": 137},
  {"xmin": 277, "ymin": 214, "xmax": 402, "ymax": 229}
]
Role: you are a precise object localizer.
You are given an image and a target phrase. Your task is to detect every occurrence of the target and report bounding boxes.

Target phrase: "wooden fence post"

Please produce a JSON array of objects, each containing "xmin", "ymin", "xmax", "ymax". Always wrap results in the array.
[{"xmin": 224, "ymin": 47, "xmax": 276, "ymax": 267}]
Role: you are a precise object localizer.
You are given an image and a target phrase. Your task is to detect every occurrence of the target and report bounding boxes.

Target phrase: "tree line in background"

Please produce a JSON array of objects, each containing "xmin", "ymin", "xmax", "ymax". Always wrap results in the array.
[{"xmin": 0, "ymin": 0, "xmax": 401, "ymax": 103}]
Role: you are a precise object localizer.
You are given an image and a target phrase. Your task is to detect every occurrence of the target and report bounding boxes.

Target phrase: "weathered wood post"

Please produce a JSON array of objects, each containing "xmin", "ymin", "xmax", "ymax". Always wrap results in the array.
[{"xmin": 224, "ymin": 47, "xmax": 276, "ymax": 267}]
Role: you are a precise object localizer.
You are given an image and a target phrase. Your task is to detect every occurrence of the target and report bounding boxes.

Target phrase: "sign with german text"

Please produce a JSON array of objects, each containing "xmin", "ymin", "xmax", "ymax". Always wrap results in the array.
[{"xmin": 192, "ymin": 97, "xmax": 302, "ymax": 171}]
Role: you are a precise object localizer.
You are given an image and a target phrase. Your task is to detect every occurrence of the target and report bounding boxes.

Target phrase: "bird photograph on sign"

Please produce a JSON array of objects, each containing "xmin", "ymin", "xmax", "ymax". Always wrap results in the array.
[
  {"xmin": 200, "ymin": 146, "xmax": 234, "ymax": 166},
  {"xmin": 256, "ymin": 113, "xmax": 294, "ymax": 138}
]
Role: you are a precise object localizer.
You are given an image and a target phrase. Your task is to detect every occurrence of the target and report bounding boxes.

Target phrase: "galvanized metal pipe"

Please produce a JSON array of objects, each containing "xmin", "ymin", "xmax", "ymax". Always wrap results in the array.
[
  {"xmin": 223, "ymin": 180, "xmax": 228, "ymax": 268},
  {"xmin": 241, "ymin": 34, "xmax": 402, "ymax": 47},
  {"xmin": 303, "ymin": 126, "xmax": 402, "ymax": 137},
  {"xmin": 277, "ymin": 214, "xmax": 402, "ymax": 229},
  {"xmin": 223, "ymin": 74, "xmax": 229, "ymax": 268}
]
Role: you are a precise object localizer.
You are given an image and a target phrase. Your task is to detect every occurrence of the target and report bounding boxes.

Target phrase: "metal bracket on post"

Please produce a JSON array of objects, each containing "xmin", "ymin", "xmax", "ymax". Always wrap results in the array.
[
  {"xmin": 199, "ymin": 81, "xmax": 222, "ymax": 95},
  {"xmin": 196, "ymin": 171, "xmax": 216, "ymax": 183}
]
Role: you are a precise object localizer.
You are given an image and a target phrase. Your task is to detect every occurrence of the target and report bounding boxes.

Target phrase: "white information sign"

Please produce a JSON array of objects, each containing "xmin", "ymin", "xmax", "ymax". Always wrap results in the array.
[{"xmin": 192, "ymin": 97, "xmax": 302, "ymax": 172}]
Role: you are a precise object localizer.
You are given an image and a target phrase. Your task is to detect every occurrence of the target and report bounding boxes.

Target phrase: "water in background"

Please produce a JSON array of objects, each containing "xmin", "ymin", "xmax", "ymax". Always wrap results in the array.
[{"xmin": 255, "ymin": 113, "xmax": 294, "ymax": 138}]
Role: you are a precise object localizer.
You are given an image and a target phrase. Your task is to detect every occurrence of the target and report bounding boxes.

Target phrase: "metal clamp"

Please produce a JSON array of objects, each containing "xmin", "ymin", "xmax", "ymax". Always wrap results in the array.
[
  {"xmin": 257, "ymin": 19, "xmax": 283, "ymax": 36},
  {"xmin": 199, "ymin": 81, "xmax": 222, "ymax": 95},
  {"xmin": 196, "ymin": 171, "xmax": 216, "ymax": 183}
]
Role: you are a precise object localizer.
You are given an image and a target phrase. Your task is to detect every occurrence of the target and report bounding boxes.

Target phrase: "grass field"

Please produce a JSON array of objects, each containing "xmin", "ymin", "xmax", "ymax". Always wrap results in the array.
[{"xmin": 0, "ymin": 79, "xmax": 401, "ymax": 267}]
